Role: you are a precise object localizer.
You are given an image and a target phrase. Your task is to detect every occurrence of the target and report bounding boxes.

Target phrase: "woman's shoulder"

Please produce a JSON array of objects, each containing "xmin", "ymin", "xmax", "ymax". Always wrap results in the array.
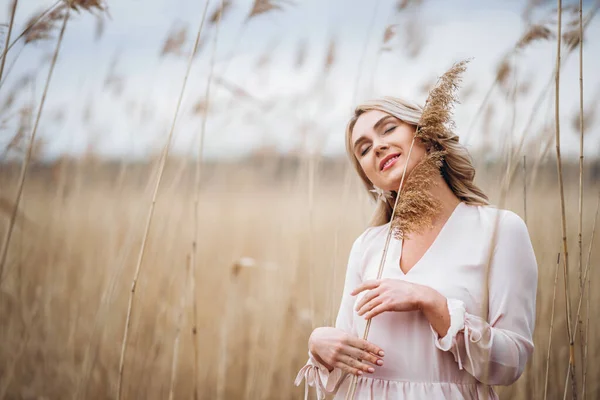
[
  {"xmin": 352, "ymin": 223, "xmax": 388, "ymax": 249},
  {"xmin": 463, "ymin": 203, "xmax": 529, "ymax": 238}
]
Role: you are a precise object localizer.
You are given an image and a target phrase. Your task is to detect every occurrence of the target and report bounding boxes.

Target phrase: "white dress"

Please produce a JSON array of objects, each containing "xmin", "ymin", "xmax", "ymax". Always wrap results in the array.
[{"xmin": 295, "ymin": 202, "xmax": 538, "ymax": 399}]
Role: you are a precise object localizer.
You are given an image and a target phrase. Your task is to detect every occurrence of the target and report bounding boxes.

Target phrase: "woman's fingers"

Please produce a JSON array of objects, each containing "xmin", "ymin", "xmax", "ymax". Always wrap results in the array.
[
  {"xmin": 356, "ymin": 296, "xmax": 383, "ymax": 316},
  {"xmin": 363, "ymin": 303, "xmax": 389, "ymax": 320},
  {"xmin": 354, "ymin": 287, "xmax": 380, "ymax": 312},
  {"xmin": 349, "ymin": 336, "xmax": 385, "ymax": 357},
  {"xmin": 346, "ymin": 336, "xmax": 385, "ymax": 358},
  {"xmin": 337, "ymin": 354, "xmax": 374, "ymax": 375},
  {"xmin": 351, "ymin": 279, "xmax": 381, "ymax": 296},
  {"xmin": 345, "ymin": 346, "xmax": 383, "ymax": 367}
]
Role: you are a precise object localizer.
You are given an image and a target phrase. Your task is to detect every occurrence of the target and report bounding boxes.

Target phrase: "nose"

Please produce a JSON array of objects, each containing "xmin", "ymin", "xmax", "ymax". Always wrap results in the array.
[{"xmin": 374, "ymin": 140, "xmax": 389, "ymax": 155}]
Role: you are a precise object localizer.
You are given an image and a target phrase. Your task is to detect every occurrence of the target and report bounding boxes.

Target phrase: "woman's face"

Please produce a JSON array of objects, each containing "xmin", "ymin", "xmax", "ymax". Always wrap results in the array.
[{"xmin": 351, "ymin": 110, "xmax": 427, "ymax": 192}]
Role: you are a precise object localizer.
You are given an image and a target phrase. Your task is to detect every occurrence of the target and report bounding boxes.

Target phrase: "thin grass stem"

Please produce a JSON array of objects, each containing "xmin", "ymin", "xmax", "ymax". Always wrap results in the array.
[
  {"xmin": 0, "ymin": 8, "xmax": 69, "ymax": 281},
  {"xmin": 116, "ymin": 3, "xmax": 210, "ymax": 398}
]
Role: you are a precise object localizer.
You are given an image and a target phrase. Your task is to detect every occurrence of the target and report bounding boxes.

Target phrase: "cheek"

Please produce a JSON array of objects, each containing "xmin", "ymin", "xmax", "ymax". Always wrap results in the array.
[{"xmin": 360, "ymin": 158, "xmax": 378, "ymax": 180}]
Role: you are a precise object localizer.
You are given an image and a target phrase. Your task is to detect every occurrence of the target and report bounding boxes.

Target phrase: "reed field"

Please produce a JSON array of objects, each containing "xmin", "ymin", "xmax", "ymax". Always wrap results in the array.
[
  {"xmin": 1, "ymin": 0, "xmax": 600, "ymax": 399},
  {"xmin": 0, "ymin": 159, "xmax": 599, "ymax": 400}
]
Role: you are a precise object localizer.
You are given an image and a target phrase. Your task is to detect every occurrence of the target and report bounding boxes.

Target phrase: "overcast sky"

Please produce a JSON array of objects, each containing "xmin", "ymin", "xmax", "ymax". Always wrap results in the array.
[{"xmin": 1, "ymin": 0, "xmax": 599, "ymax": 161}]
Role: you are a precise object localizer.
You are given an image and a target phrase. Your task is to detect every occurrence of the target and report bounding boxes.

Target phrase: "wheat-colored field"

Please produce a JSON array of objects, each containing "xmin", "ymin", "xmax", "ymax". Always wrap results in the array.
[{"xmin": 0, "ymin": 158, "xmax": 598, "ymax": 400}]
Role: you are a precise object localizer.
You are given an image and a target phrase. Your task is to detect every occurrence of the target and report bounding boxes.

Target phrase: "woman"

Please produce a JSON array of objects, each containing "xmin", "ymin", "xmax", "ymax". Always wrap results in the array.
[{"xmin": 294, "ymin": 96, "xmax": 538, "ymax": 399}]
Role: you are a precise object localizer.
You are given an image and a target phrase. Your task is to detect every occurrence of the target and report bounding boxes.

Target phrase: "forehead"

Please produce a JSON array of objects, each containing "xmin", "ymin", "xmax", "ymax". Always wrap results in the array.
[{"xmin": 351, "ymin": 109, "xmax": 393, "ymax": 141}]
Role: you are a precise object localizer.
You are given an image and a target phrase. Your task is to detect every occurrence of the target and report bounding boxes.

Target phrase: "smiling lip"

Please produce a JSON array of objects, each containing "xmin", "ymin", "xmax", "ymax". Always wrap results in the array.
[{"xmin": 380, "ymin": 153, "xmax": 401, "ymax": 171}]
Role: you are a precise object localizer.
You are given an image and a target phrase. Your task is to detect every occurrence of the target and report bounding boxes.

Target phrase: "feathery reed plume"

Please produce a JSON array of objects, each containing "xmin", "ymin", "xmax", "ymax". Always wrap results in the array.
[
  {"xmin": 416, "ymin": 59, "xmax": 470, "ymax": 143},
  {"xmin": 255, "ymin": 45, "xmax": 272, "ymax": 70},
  {"xmin": 553, "ymin": 2, "xmax": 577, "ymax": 398},
  {"xmin": 346, "ymin": 60, "xmax": 470, "ymax": 400},
  {"xmin": 23, "ymin": 4, "xmax": 67, "ymax": 43},
  {"xmin": 495, "ymin": 58, "xmax": 512, "ymax": 91},
  {"xmin": 516, "ymin": 24, "xmax": 554, "ymax": 49},
  {"xmin": 160, "ymin": 24, "xmax": 188, "ymax": 57},
  {"xmin": 382, "ymin": 24, "xmax": 397, "ymax": 44},
  {"xmin": 391, "ymin": 151, "xmax": 445, "ymax": 239},
  {"xmin": 543, "ymin": 252, "xmax": 561, "ymax": 400},
  {"xmin": 66, "ymin": 0, "xmax": 106, "ymax": 13},
  {"xmin": 0, "ymin": 0, "xmax": 61, "ymax": 61},
  {"xmin": 247, "ymin": 0, "xmax": 292, "ymax": 19},
  {"xmin": 115, "ymin": 2, "xmax": 210, "ymax": 398},
  {"xmin": 0, "ymin": 7, "xmax": 70, "ymax": 281},
  {"xmin": 0, "ymin": 0, "xmax": 17, "ymax": 84},
  {"xmin": 562, "ymin": 28, "xmax": 582, "ymax": 50},
  {"xmin": 104, "ymin": 52, "xmax": 125, "ymax": 96},
  {"xmin": 94, "ymin": 13, "xmax": 105, "ymax": 41},
  {"xmin": 396, "ymin": 0, "xmax": 423, "ymax": 12},
  {"xmin": 570, "ymin": 105, "xmax": 595, "ymax": 133},
  {"xmin": 403, "ymin": 15, "xmax": 424, "ymax": 58},
  {"xmin": 294, "ymin": 39, "xmax": 306, "ymax": 69},
  {"xmin": 209, "ymin": 0, "xmax": 232, "ymax": 24},
  {"xmin": 2, "ymin": 104, "xmax": 31, "ymax": 157},
  {"xmin": 324, "ymin": 37, "xmax": 336, "ymax": 74}
]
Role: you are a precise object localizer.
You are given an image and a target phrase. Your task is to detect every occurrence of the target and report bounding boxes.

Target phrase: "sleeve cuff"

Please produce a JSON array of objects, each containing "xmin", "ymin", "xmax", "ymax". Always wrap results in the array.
[
  {"xmin": 294, "ymin": 351, "xmax": 345, "ymax": 399},
  {"xmin": 432, "ymin": 298, "xmax": 466, "ymax": 351}
]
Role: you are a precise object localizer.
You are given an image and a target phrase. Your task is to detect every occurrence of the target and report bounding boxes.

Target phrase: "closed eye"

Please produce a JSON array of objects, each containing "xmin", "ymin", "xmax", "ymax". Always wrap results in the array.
[
  {"xmin": 384, "ymin": 126, "xmax": 396, "ymax": 134},
  {"xmin": 360, "ymin": 146, "xmax": 371, "ymax": 156}
]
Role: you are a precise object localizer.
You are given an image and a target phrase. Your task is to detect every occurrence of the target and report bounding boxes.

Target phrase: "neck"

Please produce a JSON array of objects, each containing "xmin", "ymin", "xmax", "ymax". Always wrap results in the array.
[{"xmin": 429, "ymin": 173, "xmax": 461, "ymax": 222}]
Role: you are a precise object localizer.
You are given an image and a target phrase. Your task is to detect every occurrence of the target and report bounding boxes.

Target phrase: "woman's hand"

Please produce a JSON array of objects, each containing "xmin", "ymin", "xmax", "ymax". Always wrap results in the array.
[
  {"xmin": 352, "ymin": 279, "xmax": 451, "ymax": 337},
  {"xmin": 351, "ymin": 278, "xmax": 423, "ymax": 319},
  {"xmin": 308, "ymin": 327, "xmax": 385, "ymax": 376}
]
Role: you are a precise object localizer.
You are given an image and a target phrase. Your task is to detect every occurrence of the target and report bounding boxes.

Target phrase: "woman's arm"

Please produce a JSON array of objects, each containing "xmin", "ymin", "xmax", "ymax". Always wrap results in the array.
[
  {"xmin": 295, "ymin": 228, "xmax": 380, "ymax": 399},
  {"xmin": 428, "ymin": 210, "xmax": 538, "ymax": 386}
]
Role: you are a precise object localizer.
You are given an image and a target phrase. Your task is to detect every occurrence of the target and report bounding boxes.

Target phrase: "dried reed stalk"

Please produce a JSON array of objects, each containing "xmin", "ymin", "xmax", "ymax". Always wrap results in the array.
[
  {"xmin": 576, "ymin": 0, "xmax": 586, "ymax": 390},
  {"xmin": 553, "ymin": 2, "xmax": 577, "ymax": 398},
  {"xmin": 191, "ymin": 0, "xmax": 218, "ymax": 398},
  {"xmin": 351, "ymin": 0, "xmax": 381, "ymax": 103},
  {"xmin": 167, "ymin": 255, "xmax": 191, "ymax": 400},
  {"xmin": 566, "ymin": 190, "xmax": 599, "ymax": 399},
  {"xmin": 523, "ymin": 156, "xmax": 527, "ymax": 225},
  {"xmin": 0, "ymin": 0, "xmax": 17, "ymax": 84},
  {"xmin": 115, "ymin": 3, "xmax": 210, "ymax": 398},
  {"xmin": 543, "ymin": 253, "xmax": 561, "ymax": 400},
  {"xmin": 0, "ymin": 8, "xmax": 69, "ymax": 281},
  {"xmin": 345, "ymin": 60, "xmax": 468, "ymax": 400}
]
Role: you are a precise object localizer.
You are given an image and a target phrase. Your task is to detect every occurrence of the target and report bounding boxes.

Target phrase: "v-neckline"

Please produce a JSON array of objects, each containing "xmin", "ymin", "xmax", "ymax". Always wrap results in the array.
[{"xmin": 392, "ymin": 201, "xmax": 464, "ymax": 276}]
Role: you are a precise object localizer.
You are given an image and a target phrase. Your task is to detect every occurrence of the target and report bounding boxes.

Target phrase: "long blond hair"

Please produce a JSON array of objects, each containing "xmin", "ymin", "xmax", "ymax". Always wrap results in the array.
[{"xmin": 345, "ymin": 96, "xmax": 489, "ymax": 227}]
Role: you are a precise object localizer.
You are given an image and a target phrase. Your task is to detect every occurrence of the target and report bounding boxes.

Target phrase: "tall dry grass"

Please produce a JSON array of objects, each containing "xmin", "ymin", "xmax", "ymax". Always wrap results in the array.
[
  {"xmin": 0, "ymin": 1, "xmax": 599, "ymax": 399},
  {"xmin": 0, "ymin": 158, "xmax": 599, "ymax": 399}
]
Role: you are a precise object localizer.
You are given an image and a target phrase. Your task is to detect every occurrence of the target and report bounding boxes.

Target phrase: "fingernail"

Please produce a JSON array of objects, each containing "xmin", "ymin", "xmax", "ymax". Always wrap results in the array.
[
  {"xmin": 357, "ymin": 370, "xmax": 363, "ymax": 375},
  {"xmin": 377, "ymin": 360, "xmax": 383, "ymax": 366},
  {"xmin": 368, "ymin": 367, "xmax": 374, "ymax": 373},
  {"xmin": 378, "ymin": 351, "xmax": 385, "ymax": 356}
]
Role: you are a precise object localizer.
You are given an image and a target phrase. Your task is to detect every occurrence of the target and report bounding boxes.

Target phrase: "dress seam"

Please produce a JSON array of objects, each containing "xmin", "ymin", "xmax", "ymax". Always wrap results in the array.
[{"xmin": 356, "ymin": 377, "xmax": 483, "ymax": 386}]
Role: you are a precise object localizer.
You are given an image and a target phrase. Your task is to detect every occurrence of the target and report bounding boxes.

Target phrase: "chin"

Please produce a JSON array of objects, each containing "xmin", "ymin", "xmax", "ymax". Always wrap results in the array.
[{"xmin": 379, "ymin": 169, "xmax": 406, "ymax": 191}]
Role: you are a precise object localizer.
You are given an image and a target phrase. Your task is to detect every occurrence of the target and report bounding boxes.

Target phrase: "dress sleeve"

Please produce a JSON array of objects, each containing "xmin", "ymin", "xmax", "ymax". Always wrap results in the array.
[
  {"xmin": 430, "ymin": 211, "xmax": 538, "ymax": 386},
  {"xmin": 294, "ymin": 230, "xmax": 369, "ymax": 399}
]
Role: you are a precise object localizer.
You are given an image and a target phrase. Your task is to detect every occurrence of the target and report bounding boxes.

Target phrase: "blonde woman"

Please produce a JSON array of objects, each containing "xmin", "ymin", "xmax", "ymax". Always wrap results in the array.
[{"xmin": 294, "ymin": 96, "xmax": 538, "ymax": 399}]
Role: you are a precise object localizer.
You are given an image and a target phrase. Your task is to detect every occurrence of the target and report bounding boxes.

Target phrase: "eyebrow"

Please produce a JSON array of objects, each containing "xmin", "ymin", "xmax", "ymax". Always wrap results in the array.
[{"xmin": 352, "ymin": 115, "xmax": 396, "ymax": 153}]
